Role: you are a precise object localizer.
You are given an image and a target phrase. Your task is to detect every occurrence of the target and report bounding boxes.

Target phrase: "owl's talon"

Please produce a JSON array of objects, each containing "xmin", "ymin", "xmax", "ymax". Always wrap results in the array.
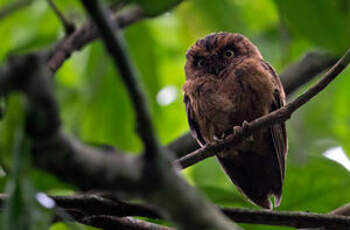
[
  {"xmin": 213, "ymin": 135, "xmax": 224, "ymax": 143},
  {"xmin": 241, "ymin": 120, "xmax": 253, "ymax": 141},
  {"xmin": 213, "ymin": 135, "xmax": 220, "ymax": 141},
  {"xmin": 233, "ymin": 126, "xmax": 242, "ymax": 136},
  {"xmin": 242, "ymin": 120, "xmax": 249, "ymax": 129},
  {"xmin": 247, "ymin": 135, "xmax": 254, "ymax": 142}
]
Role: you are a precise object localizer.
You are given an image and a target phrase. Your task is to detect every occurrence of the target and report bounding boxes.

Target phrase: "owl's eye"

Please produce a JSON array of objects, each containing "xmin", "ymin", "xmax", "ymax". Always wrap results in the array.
[
  {"xmin": 196, "ymin": 59, "xmax": 205, "ymax": 67},
  {"xmin": 225, "ymin": 50, "xmax": 234, "ymax": 58}
]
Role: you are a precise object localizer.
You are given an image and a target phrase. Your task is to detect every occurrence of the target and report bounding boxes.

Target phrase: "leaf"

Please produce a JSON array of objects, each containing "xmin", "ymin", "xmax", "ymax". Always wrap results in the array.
[{"xmin": 275, "ymin": 0, "xmax": 350, "ymax": 53}]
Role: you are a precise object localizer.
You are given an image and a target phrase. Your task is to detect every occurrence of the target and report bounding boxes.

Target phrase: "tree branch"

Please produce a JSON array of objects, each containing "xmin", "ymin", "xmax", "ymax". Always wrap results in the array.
[
  {"xmin": 3, "ymin": 193, "xmax": 350, "ymax": 229},
  {"xmin": 48, "ymin": 4, "xmax": 146, "ymax": 72},
  {"xmin": 174, "ymin": 48, "xmax": 350, "ymax": 169},
  {"xmin": 281, "ymin": 51, "xmax": 338, "ymax": 95},
  {"xmin": 79, "ymin": 216, "xmax": 173, "ymax": 230},
  {"xmin": 49, "ymin": 196, "xmax": 350, "ymax": 229},
  {"xmin": 0, "ymin": 53, "xmax": 143, "ymax": 192}
]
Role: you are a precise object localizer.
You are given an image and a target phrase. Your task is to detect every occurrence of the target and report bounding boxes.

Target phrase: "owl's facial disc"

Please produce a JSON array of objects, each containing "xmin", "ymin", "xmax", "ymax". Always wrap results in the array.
[
  {"xmin": 185, "ymin": 32, "xmax": 263, "ymax": 80},
  {"xmin": 192, "ymin": 47, "xmax": 236, "ymax": 76}
]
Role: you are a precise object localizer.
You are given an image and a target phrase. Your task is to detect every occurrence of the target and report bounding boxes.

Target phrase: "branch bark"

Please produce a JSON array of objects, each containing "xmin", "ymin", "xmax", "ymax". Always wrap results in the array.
[{"xmin": 79, "ymin": 216, "xmax": 173, "ymax": 230}]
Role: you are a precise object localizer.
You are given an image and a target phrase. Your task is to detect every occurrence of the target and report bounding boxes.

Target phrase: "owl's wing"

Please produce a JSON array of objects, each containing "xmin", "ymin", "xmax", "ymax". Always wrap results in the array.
[
  {"xmin": 270, "ymin": 90, "xmax": 288, "ymax": 182},
  {"xmin": 262, "ymin": 61, "xmax": 288, "ymax": 181},
  {"xmin": 184, "ymin": 95, "xmax": 206, "ymax": 147}
]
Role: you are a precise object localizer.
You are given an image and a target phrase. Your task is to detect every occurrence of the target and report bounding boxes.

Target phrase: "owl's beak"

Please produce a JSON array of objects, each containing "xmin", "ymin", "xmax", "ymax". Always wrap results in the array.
[
  {"xmin": 209, "ymin": 65, "xmax": 224, "ymax": 76},
  {"xmin": 208, "ymin": 55, "xmax": 224, "ymax": 75}
]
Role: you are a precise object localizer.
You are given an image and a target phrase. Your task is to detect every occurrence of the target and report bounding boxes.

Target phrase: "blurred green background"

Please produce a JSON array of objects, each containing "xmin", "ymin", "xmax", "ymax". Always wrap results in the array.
[{"xmin": 0, "ymin": 0, "xmax": 350, "ymax": 229}]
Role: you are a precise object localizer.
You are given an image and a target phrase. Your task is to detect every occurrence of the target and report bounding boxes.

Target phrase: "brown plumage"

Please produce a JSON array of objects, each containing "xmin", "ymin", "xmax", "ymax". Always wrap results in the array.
[{"xmin": 183, "ymin": 32, "xmax": 287, "ymax": 209}]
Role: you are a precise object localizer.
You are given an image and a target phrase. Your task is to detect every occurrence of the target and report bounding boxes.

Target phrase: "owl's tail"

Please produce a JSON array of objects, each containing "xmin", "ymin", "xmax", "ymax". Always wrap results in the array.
[{"xmin": 216, "ymin": 150, "xmax": 283, "ymax": 209}]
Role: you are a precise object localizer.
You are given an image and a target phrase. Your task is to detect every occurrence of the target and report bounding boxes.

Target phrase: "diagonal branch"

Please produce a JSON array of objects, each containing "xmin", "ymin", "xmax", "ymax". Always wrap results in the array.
[{"xmin": 174, "ymin": 48, "xmax": 350, "ymax": 169}]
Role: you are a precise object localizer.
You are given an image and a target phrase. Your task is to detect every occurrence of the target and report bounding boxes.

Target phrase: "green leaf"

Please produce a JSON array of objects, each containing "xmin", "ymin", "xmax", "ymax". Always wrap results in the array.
[{"xmin": 275, "ymin": 0, "xmax": 350, "ymax": 53}]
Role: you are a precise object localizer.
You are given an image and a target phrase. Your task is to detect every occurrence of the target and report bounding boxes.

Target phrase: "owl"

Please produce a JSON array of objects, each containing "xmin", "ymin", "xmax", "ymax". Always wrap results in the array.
[{"xmin": 183, "ymin": 32, "xmax": 287, "ymax": 209}]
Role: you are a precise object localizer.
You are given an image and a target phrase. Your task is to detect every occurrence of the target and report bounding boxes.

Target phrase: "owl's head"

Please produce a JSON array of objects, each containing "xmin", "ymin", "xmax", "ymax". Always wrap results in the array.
[{"xmin": 185, "ymin": 32, "xmax": 262, "ymax": 80}]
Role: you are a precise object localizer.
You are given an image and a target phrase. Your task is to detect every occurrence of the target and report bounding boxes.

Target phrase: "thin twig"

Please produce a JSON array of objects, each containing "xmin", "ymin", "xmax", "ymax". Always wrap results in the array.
[
  {"xmin": 47, "ymin": 0, "xmax": 75, "ymax": 35},
  {"xmin": 174, "ymin": 48, "xmax": 350, "ymax": 169},
  {"xmin": 80, "ymin": 216, "xmax": 173, "ymax": 230},
  {"xmin": 48, "ymin": 5, "xmax": 146, "ymax": 72}
]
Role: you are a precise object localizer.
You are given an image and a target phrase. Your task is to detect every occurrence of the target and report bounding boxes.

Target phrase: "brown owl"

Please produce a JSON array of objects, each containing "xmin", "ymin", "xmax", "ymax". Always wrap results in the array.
[{"xmin": 183, "ymin": 32, "xmax": 287, "ymax": 209}]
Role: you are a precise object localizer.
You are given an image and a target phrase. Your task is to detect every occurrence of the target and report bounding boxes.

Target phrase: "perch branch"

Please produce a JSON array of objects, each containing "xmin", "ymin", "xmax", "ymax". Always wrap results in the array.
[{"xmin": 174, "ymin": 48, "xmax": 350, "ymax": 169}]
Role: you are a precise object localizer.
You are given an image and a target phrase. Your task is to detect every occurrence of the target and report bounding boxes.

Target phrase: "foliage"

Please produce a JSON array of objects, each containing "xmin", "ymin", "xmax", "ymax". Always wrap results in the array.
[{"xmin": 0, "ymin": 0, "xmax": 349, "ymax": 229}]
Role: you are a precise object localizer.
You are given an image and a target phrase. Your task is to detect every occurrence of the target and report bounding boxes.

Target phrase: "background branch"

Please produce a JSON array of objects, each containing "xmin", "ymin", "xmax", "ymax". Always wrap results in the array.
[
  {"xmin": 281, "ymin": 51, "xmax": 338, "ymax": 95},
  {"xmin": 2, "ymin": 193, "xmax": 350, "ymax": 229},
  {"xmin": 78, "ymin": 216, "xmax": 173, "ymax": 230}
]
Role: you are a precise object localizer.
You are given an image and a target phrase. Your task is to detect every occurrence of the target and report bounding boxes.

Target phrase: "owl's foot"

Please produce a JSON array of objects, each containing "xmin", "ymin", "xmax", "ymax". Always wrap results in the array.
[
  {"xmin": 213, "ymin": 133, "xmax": 226, "ymax": 143},
  {"xmin": 233, "ymin": 121, "xmax": 254, "ymax": 141},
  {"xmin": 242, "ymin": 120, "xmax": 249, "ymax": 130},
  {"xmin": 242, "ymin": 120, "xmax": 254, "ymax": 141},
  {"xmin": 232, "ymin": 125, "xmax": 243, "ymax": 136}
]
